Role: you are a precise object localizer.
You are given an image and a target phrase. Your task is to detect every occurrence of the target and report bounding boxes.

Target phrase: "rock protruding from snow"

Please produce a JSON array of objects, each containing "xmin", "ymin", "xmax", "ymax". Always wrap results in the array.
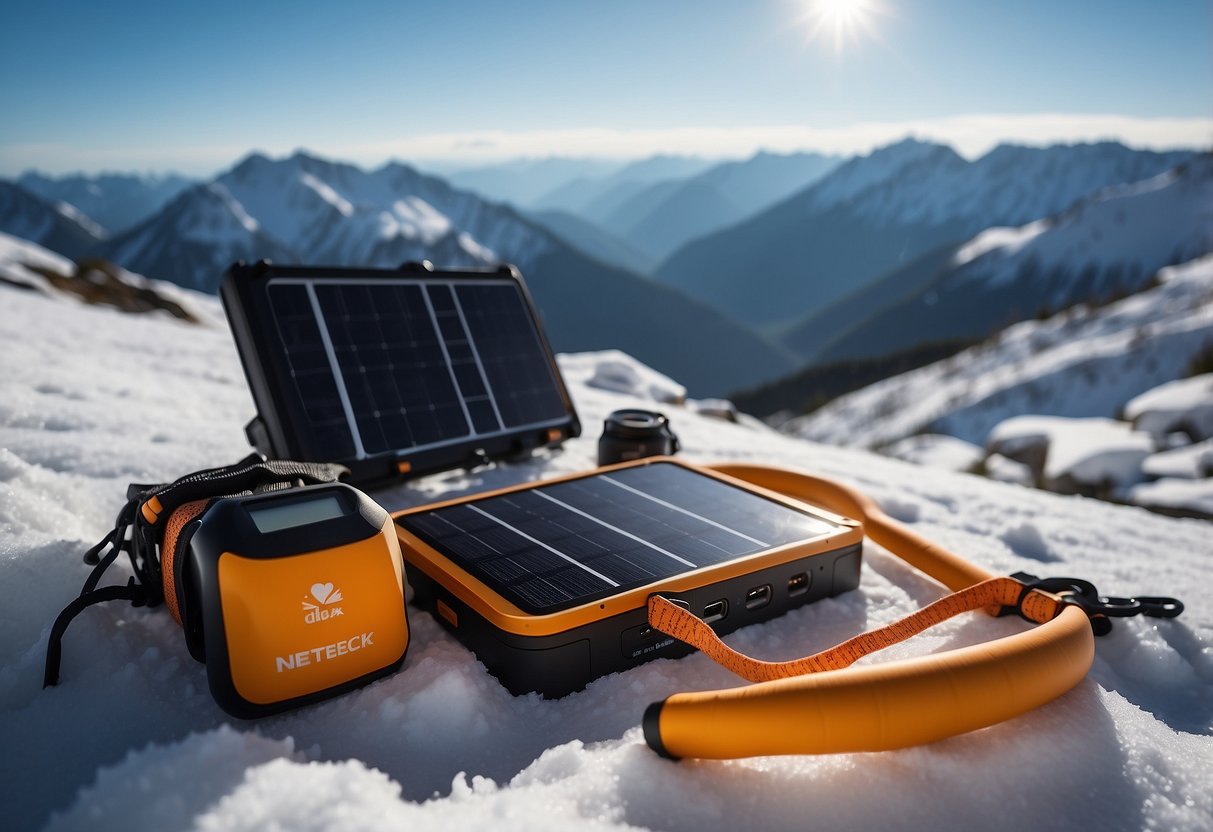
[
  {"xmin": 1142, "ymin": 439, "xmax": 1213, "ymax": 480},
  {"xmin": 686, "ymin": 398, "xmax": 740, "ymax": 423},
  {"xmin": 1126, "ymin": 478, "xmax": 1213, "ymax": 518},
  {"xmin": 0, "ymin": 230, "xmax": 74, "ymax": 290},
  {"xmin": 882, "ymin": 434, "xmax": 983, "ymax": 472},
  {"xmin": 987, "ymin": 415, "xmax": 1152, "ymax": 495},
  {"xmin": 0, "ymin": 231, "xmax": 214, "ymax": 323},
  {"xmin": 564, "ymin": 350, "xmax": 687, "ymax": 404},
  {"xmin": 984, "ymin": 453, "xmax": 1034, "ymax": 485},
  {"xmin": 1124, "ymin": 373, "xmax": 1213, "ymax": 442}
]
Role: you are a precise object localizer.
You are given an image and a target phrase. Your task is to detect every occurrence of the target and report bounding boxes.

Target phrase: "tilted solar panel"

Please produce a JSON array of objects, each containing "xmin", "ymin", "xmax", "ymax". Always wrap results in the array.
[
  {"xmin": 398, "ymin": 461, "xmax": 844, "ymax": 613},
  {"xmin": 221, "ymin": 262, "xmax": 580, "ymax": 485}
]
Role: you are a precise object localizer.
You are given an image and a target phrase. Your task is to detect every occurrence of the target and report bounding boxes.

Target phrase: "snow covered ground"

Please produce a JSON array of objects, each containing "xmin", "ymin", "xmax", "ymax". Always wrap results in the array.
[{"xmin": 2, "ymin": 282, "xmax": 1212, "ymax": 832}]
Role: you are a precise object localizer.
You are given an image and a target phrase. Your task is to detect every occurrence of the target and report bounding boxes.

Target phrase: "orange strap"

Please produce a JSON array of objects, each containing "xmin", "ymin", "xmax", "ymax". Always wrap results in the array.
[
  {"xmin": 647, "ymin": 576, "xmax": 1062, "ymax": 684},
  {"xmin": 160, "ymin": 499, "xmax": 211, "ymax": 625}
]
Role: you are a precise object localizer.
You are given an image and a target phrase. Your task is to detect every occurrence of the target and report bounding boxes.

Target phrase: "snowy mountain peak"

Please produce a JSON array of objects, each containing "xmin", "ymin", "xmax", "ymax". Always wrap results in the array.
[
  {"xmin": 803, "ymin": 137, "xmax": 954, "ymax": 210},
  {"xmin": 954, "ymin": 152, "xmax": 1213, "ymax": 296},
  {"xmin": 0, "ymin": 180, "xmax": 105, "ymax": 259}
]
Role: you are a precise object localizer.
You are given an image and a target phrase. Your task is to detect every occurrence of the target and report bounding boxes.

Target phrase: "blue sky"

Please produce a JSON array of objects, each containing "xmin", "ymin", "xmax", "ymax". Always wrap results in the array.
[{"xmin": 1, "ymin": 0, "xmax": 1209, "ymax": 175}]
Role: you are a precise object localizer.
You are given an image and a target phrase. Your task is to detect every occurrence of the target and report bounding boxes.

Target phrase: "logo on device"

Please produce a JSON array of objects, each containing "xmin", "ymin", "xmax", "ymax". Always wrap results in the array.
[{"xmin": 302, "ymin": 581, "xmax": 345, "ymax": 624}]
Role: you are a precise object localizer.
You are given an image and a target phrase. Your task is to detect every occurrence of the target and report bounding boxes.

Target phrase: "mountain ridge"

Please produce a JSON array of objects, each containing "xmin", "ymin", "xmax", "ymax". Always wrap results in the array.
[
  {"xmin": 93, "ymin": 151, "xmax": 796, "ymax": 396},
  {"xmin": 654, "ymin": 139, "xmax": 1196, "ymax": 331}
]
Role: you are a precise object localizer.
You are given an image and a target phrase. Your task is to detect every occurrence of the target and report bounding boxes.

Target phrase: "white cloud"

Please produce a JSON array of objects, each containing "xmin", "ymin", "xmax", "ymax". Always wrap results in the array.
[
  {"xmin": 354, "ymin": 114, "xmax": 1212, "ymax": 165},
  {"xmin": 2, "ymin": 113, "xmax": 1209, "ymax": 176}
]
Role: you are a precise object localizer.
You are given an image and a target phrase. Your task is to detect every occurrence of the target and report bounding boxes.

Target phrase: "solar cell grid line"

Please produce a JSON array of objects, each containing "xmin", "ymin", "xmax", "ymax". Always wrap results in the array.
[
  {"xmin": 455, "ymin": 284, "xmax": 567, "ymax": 428},
  {"xmin": 425, "ymin": 284, "xmax": 500, "ymax": 435},
  {"xmin": 538, "ymin": 476, "xmax": 757, "ymax": 563},
  {"xmin": 605, "ymin": 463, "xmax": 839, "ymax": 543},
  {"xmin": 408, "ymin": 503, "xmax": 602, "ymax": 607},
  {"xmin": 449, "ymin": 285, "xmax": 506, "ymax": 432},
  {"xmin": 303, "ymin": 282, "xmax": 368, "ymax": 458},
  {"xmin": 599, "ymin": 473, "xmax": 769, "ymax": 547},
  {"xmin": 317, "ymin": 282, "xmax": 470, "ymax": 455},
  {"xmin": 258, "ymin": 274, "xmax": 575, "ymax": 466},
  {"xmin": 366, "ymin": 282, "xmax": 469, "ymax": 451},
  {"xmin": 531, "ymin": 490, "xmax": 697, "ymax": 567},
  {"xmin": 265, "ymin": 282, "xmax": 358, "ymax": 459},
  {"xmin": 466, "ymin": 504, "xmax": 619, "ymax": 588},
  {"xmin": 417, "ymin": 284, "xmax": 478, "ymax": 441},
  {"xmin": 317, "ymin": 283, "xmax": 402, "ymax": 456}
]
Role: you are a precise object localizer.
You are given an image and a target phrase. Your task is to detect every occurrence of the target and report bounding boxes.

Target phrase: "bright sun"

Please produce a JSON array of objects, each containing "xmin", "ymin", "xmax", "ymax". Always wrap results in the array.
[{"xmin": 800, "ymin": 0, "xmax": 884, "ymax": 53}]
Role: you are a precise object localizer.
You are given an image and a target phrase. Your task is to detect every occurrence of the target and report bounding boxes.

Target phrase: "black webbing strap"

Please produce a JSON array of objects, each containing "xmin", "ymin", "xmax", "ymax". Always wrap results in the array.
[
  {"xmin": 43, "ymin": 582, "xmax": 145, "ymax": 686},
  {"xmin": 43, "ymin": 455, "xmax": 349, "ymax": 688}
]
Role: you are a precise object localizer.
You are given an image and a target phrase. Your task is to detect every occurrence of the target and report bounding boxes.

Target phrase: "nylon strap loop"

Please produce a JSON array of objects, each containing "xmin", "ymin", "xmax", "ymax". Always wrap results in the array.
[{"xmin": 647, "ymin": 576, "xmax": 1062, "ymax": 684}]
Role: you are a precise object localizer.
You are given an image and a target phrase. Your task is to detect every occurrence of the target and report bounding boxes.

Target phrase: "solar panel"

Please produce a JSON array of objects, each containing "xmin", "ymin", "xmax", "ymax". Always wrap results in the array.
[
  {"xmin": 221, "ymin": 262, "xmax": 580, "ymax": 485},
  {"xmin": 398, "ymin": 461, "xmax": 845, "ymax": 613}
]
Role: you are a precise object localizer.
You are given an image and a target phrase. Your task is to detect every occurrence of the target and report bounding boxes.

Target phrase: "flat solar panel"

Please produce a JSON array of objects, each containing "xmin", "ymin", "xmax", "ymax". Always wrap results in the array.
[
  {"xmin": 398, "ymin": 461, "xmax": 844, "ymax": 614},
  {"xmin": 260, "ymin": 275, "xmax": 570, "ymax": 463}
]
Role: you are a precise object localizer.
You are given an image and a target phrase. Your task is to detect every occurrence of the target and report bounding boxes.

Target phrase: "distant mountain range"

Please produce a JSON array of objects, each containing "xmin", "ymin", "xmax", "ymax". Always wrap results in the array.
[
  {"xmin": 461, "ymin": 150, "xmax": 841, "ymax": 265},
  {"xmin": 5, "ymin": 138, "xmax": 1205, "ymax": 404},
  {"xmin": 594, "ymin": 151, "xmax": 842, "ymax": 261},
  {"xmin": 4, "ymin": 151, "xmax": 795, "ymax": 397},
  {"xmin": 17, "ymin": 171, "xmax": 193, "ymax": 235},
  {"xmin": 444, "ymin": 158, "xmax": 624, "ymax": 207},
  {"xmin": 528, "ymin": 155, "xmax": 717, "ymax": 226},
  {"xmin": 524, "ymin": 209, "xmax": 660, "ymax": 273},
  {"xmin": 654, "ymin": 139, "xmax": 1195, "ymax": 331},
  {"xmin": 788, "ymin": 154, "xmax": 1213, "ymax": 366}
]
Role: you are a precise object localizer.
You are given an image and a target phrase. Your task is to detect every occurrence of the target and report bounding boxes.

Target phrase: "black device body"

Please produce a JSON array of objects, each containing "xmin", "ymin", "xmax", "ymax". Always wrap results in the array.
[
  {"xmin": 220, "ymin": 260, "xmax": 581, "ymax": 487},
  {"xmin": 395, "ymin": 458, "xmax": 863, "ymax": 698},
  {"xmin": 597, "ymin": 409, "xmax": 680, "ymax": 466}
]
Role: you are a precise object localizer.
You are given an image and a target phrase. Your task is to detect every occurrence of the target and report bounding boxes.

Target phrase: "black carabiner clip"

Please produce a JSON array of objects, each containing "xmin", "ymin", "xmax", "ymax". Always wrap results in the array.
[{"xmin": 1007, "ymin": 572, "xmax": 1185, "ymax": 636}]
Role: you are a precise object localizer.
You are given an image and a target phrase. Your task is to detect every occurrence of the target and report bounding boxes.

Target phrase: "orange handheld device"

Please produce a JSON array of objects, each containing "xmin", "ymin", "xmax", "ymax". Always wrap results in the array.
[
  {"xmin": 45, "ymin": 457, "xmax": 409, "ymax": 718},
  {"xmin": 394, "ymin": 457, "xmax": 863, "ymax": 697}
]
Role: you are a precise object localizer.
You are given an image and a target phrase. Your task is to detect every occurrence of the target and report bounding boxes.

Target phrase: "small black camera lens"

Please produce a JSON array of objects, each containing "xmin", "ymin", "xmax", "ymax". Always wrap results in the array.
[{"xmin": 598, "ymin": 409, "xmax": 680, "ymax": 466}]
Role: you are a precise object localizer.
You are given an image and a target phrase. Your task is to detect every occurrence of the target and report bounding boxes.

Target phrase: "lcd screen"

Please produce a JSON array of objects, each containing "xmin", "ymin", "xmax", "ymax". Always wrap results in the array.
[{"xmin": 248, "ymin": 494, "xmax": 346, "ymax": 533}]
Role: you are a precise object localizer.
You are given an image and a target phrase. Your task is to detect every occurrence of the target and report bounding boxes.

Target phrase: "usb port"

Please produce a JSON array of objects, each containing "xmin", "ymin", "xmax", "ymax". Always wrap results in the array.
[
  {"xmin": 787, "ymin": 573, "xmax": 809, "ymax": 596},
  {"xmin": 702, "ymin": 599, "xmax": 728, "ymax": 624},
  {"xmin": 745, "ymin": 585, "xmax": 772, "ymax": 610}
]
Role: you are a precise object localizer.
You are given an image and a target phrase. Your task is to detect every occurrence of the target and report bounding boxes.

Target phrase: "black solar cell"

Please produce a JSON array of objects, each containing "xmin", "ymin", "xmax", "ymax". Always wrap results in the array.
[
  {"xmin": 266, "ymin": 283, "xmax": 357, "ymax": 459},
  {"xmin": 455, "ymin": 284, "xmax": 568, "ymax": 429},
  {"xmin": 398, "ymin": 462, "xmax": 843, "ymax": 614},
  {"xmin": 260, "ymin": 276, "xmax": 570, "ymax": 463}
]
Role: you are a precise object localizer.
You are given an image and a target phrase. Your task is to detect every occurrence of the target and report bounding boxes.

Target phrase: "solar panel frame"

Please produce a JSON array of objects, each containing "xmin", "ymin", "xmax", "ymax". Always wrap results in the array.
[
  {"xmin": 221, "ymin": 261, "xmax": 580, "ymax": 486},
  {"xmin": 396, "ymin": 459, "xmax": 855, "ymax": 615},
  {"xmin": 393, "ymin": 457, "xmax": 865, "ymax": 697}
]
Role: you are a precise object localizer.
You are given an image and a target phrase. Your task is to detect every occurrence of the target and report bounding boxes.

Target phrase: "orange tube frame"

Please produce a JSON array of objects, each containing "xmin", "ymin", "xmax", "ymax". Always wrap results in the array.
[{"xmin": 643, "ymin": 463, "xmax": 1095, "ymax": 760}]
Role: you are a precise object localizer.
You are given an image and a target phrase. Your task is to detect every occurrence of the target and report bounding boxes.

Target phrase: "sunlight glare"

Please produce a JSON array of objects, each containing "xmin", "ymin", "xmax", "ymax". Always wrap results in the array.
[{"xmin": 800, "ymin": 0, "xmax": 885, "ymax": 53}]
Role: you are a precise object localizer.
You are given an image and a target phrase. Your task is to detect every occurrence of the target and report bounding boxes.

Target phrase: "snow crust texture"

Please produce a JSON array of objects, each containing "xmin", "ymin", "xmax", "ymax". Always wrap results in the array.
[{"xmin": 2, "ymin": 284, "xmax": 1211, "ymax": 832}]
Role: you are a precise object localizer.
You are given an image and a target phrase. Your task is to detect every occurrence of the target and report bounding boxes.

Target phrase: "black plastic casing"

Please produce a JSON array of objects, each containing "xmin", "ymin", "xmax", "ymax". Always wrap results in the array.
[
  {"xmin": 176, "ymin": 483, "xmax": 409, "ymax": 718},
  {"xmin": 406, "ymin": 543, "xmax": 862, "ymax": 699},
  {"xmin": 220, "ymin": 260, "xmax": 581, "ymax": 488}
]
